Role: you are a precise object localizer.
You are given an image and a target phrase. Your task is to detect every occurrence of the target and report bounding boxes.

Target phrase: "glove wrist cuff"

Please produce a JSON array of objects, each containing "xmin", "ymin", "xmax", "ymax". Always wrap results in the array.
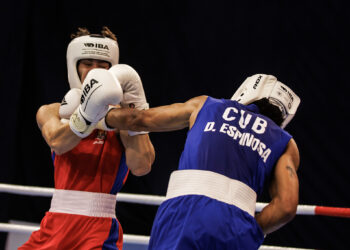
[
  {"xmin": 97, "ymin": 118, "xmax": 116, "ymax": 131},
  {"xmin": 69, "ymin": 108, "xmax": 96, "ymax": 138},
  {"xmin": 96, "ymin": 106, "xmax": 117, "ymax": 131}
]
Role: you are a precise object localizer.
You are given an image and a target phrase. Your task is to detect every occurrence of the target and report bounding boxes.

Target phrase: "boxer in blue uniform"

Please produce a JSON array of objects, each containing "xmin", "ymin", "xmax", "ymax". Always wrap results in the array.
[{"xmin": 105, "ymin": 74, "xmax": 301, "ymax": 249}]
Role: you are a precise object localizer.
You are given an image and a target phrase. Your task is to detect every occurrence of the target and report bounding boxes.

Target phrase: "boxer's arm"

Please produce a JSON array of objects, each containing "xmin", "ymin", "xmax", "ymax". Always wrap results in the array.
[
  {"xmin": 105, "ymin": 95, "xmax": 208, "ymax": 132},
  {"xmin": 119, "ymin": 131, "xmax": 155, "ymax": 176},
  {"xmin": 255, "ymin": 139, "xmax": 300, "ymax": 235},
  {"xmin": 36, "ymin": 103, "xmax": 81, "ymax": 155}
]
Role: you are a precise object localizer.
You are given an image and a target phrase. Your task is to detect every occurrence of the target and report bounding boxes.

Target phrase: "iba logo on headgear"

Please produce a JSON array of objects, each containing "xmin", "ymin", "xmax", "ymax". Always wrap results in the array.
[{"xmin": 84, "ymin": 43, "xmax": 109, "ymax": 50}]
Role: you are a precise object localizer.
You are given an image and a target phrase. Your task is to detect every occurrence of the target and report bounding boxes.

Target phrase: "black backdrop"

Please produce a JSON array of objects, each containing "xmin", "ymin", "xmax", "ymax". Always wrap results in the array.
[{"xmin": 1, "ymin": 0, "xmax": 349, "ymax": 249}]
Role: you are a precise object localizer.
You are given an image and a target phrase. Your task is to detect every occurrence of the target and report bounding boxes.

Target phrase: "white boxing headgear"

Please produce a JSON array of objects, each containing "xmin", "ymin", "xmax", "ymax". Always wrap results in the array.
[
  {"xmin": 67, "ymin": 35, "xmax": 119, "ymax": 89},
  {"xmin": 231, "ymin": 74, "xmax": 300, "ymax": 128}
]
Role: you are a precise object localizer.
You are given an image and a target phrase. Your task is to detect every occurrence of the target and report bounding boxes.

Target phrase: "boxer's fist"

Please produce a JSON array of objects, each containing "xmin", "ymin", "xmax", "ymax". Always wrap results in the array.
[
  {"xmin": 109, "ymin": 64, "xmax": 149, "ymax": 136},
  {"xmin": 109, "ymin": 64, "xmax": 149, "ymax": 110},
  {"xmin": 59, "ymin": 88, "xmax": 82, "ymax": 119},
  {"xmin": 69, "ymin": 69, "xmax": 123, "ymax": 138}
]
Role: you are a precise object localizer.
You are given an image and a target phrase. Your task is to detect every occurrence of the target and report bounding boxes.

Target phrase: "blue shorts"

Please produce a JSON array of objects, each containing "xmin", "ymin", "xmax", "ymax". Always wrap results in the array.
[{"xmin": 148, "ymin": 195, "xmax": 264, "ymax": 250}]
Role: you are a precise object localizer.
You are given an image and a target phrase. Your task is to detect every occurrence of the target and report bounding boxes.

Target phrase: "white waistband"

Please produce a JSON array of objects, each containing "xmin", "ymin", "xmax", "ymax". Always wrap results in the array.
[
  {"xmin": 49, "ymin": 189, "xmax": 117, "ymax": 218},
  {"xmin": 165, "ymin": 170, "xmax": 257, "ymax": 217}
]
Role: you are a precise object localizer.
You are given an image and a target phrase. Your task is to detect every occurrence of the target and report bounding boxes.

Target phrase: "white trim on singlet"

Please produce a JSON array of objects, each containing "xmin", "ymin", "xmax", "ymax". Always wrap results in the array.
[
  {"xmin": 165, "ymin": 169, "xmax": 257, "ymax": 217},
  {"xmin": 49, "ymin": 189, "xmax": 117, "ymax": 218}
]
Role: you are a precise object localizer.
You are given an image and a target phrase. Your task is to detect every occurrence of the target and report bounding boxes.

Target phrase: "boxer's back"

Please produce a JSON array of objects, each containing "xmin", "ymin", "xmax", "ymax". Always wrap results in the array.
[{"xmin": 178, "ymin": 96, "xmax": 292, "ymax": 194}]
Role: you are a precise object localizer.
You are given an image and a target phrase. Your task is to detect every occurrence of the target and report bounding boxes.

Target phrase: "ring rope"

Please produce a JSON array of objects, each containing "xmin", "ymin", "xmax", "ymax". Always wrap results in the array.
[
  {"xmin": 1, "ymin": 183, "xmax": 350, "ymax": 217},
  {"xmin": 0, "ymin": 183, "xmax": 330, "ymax": 249},
  {"xmin": 0, "ymin": 223, "xmax": 150, "ymax": 244},
  {"xmin": 0, "ymin": 223, "xmax": 313, "ymax": 249}
]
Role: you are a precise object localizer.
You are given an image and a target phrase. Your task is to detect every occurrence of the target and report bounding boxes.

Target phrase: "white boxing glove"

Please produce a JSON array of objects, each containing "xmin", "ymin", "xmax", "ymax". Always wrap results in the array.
[
  {"xmin": 109, "ymin": 64, "xmax": 149, "ymax": 110},
  {"xmin": 69, "ymin": 68, "xmax": 123, "ymax": 138},
  {"xmin": 59, "ymin": 88, "xmax": 82, "ymax": 119},
  {"xmin": 109, "ymin": 64, "xmax": 149, "ymax": 136}
]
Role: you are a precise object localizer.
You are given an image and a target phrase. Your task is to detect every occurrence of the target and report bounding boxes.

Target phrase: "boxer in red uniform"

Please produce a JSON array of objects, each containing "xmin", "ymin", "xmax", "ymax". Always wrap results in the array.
[{"xmin": 19, "ymin": 27, "xmax": 155, "ymax": 250}]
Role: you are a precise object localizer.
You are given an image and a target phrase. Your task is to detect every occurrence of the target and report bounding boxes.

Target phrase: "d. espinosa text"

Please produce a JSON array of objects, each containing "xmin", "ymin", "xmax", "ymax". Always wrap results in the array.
[{"xmin": 203, "ymin": 107, "xmax": 271, "ymax": 163}]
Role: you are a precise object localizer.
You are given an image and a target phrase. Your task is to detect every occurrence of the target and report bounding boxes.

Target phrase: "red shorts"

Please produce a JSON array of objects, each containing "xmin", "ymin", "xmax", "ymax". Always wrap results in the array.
[{"xmin": 19, "ymin": 212, "xmax": 123, "ymax": 250}]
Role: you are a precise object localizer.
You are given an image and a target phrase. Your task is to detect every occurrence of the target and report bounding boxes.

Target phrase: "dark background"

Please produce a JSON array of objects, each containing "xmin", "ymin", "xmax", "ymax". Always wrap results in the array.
[{"xmin": 1, "ymin": 0, "xmax": 349, "ymax": 249}]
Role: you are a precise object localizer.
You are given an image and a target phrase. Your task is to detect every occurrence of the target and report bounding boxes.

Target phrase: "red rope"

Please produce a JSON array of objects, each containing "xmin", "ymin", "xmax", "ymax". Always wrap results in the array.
[{"xmin": 315, "ymin": 206, "xmax": 350, "ymax": 218}]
